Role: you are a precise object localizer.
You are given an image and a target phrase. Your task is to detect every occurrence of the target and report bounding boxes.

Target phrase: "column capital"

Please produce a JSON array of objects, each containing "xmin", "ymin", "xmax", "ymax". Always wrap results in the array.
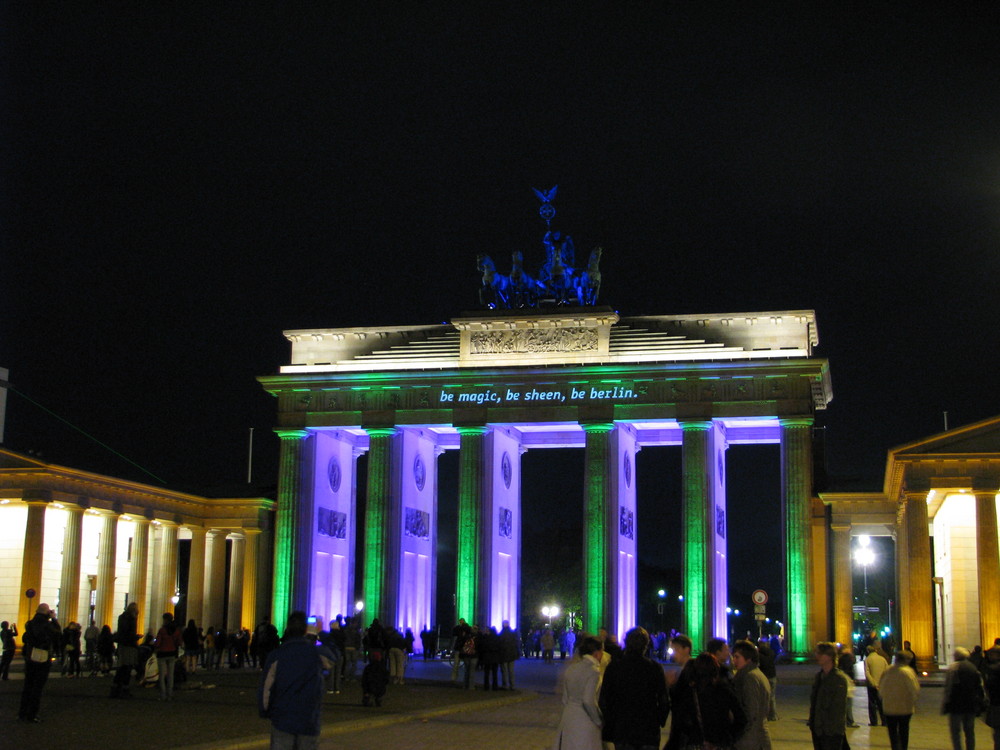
[
  {"xmin": 455, "ymin": 425, "xmax": 489, "ymax": 437},
  {"xmin": 779, "ymin": 417, "xmax": 814, "ymax": 428},
  {"xmin": 679, "ymin": 419, "xmax": 713, "ymax": 432},
  {"xmin": 580, "ymin": 421, "xmax": 615, "ymax": 434},
  {"xmin": 22, "ymin": 489, "xmax": 52, "ymax": 505},
  {"xmin": 187, "ymin": 525, "xmax": 208, "ymax": 537},
  {"xmin": 365, "ymin": 426, "xmax": 397, "ymax": 438},
  {"xmin": 829, "ymin": 522, "xmax": 852, "ymax": 532},
  {"xmin": 275, "ymin": 429, "xmax": 309, "ymax": 441}
]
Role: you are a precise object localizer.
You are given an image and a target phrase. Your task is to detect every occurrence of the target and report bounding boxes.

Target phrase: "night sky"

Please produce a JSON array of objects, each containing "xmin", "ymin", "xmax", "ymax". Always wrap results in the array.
[{"xmin": 3, "ymin": 7, "xmax": 999, "ymax": 625}]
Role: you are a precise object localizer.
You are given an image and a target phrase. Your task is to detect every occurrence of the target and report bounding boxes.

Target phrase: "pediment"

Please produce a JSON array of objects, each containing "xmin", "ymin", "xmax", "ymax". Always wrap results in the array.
[
  {"xmin": 892, "ymin": 415, "xmax": 1000, "ymax": 457},
  {"xmin": 0, "ymin": 449, "xmax": 48, "ymax": 470}
]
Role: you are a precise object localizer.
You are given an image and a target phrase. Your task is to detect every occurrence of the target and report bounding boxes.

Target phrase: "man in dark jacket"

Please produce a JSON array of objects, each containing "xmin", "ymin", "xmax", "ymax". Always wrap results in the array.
[
  {"xmin": 112, "ymin": 602, "xmax": 139, "ymax": 698},
  {"xmin": 259, "ymin": 611, "xmax": 324, "ymax": 747},
  {"xmin": 498, "ymin": 620, "xmax": 520, "ymax": 690},
  {"xmin": 943, "ymin": 647, "xmax": 986, "ymax": 750},
  {"xmin": 18, "ymin": 603, "xmax": 62, "ymax": 722},
  {"xmin": 599, "ymin": 626, "xmax": 670, "ymax": 750}
]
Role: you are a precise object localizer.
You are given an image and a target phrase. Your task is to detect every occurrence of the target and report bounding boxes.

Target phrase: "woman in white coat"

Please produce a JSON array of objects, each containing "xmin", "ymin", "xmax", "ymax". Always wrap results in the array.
[{"xmin": 553, "ymin": 636, "xmax": 605, "ymax": 750}]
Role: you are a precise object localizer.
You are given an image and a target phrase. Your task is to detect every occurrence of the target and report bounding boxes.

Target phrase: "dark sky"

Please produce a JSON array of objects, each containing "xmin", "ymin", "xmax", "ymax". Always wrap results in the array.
[{"xmin": 3, "ymin": 8, "xmax": 999, "ymax": 611}]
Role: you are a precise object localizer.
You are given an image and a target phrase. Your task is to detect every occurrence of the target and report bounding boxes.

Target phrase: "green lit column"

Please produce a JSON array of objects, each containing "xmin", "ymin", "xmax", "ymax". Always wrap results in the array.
[
  {"xmin": 582, "ymin": 423, "xmax": 615, "ymax": 633},
  {"xmin": 362, "ymin": 427, "xmax": 396, "ymax": 624},
  {"xmin": 456, "ymin": 426, "xmax": 489, "ymax": 625},
  {"xmin": 271, "ymin": 429, "xmax": 308, "ymax": 635},
  {"xmin": 780, "ymin": 417, "xmax": 814, "ymax": 658},
  {"xmin": 680, "ymin": 421, "xmax": 712, "ymax": 649}
]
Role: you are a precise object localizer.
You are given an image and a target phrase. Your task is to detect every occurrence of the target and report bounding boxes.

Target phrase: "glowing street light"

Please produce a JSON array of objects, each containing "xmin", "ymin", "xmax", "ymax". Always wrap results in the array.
[
  {"xmin": 541, "ymin": 605, "xmax": 560, "ymax": 627},
  {"xmin": 855, "ymin": 536, "xmax": 876, "ymax": 594},
  {"xmin": 355, "ymin": 600, "xmax": 364, "ymax": 613}
]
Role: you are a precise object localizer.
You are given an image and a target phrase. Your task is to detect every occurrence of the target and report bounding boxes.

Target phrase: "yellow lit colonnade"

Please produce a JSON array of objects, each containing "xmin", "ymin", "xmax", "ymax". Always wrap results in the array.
[
  {"xmin": 259, "ymin": 308, "xmax": 833, "ymax": 656},
  {"xmin": 821, "ymin": 415, "xmax": 1000, "ymax": 672},
  {"xmin": 0, "ymin": 449, "xmax": 274, "ymax": 638}
]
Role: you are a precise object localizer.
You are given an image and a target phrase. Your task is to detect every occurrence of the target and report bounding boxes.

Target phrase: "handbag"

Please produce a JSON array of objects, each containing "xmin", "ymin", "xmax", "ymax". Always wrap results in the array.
[{"xmin": 30, "ymin": 647, "xmax": 50, "ymax": 663}]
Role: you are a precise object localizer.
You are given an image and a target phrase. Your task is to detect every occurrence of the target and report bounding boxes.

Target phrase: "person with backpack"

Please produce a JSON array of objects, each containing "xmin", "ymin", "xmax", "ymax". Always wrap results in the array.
[{"xmin": 18, "ymin": 603, "xmax": 62, "ymax": 722}]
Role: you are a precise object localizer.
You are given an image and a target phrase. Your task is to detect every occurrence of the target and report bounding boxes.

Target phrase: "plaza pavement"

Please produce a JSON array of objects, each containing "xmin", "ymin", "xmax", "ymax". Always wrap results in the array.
[{"xmin": 2, "ymin": 655, "xmax": 994, "ymax": 749}]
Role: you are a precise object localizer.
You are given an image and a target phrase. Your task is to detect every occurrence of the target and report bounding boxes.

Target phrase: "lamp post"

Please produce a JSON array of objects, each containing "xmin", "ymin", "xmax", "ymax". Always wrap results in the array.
[
  {"xmin": 541, "ymin": 605, "xmax": 560, "ymax": 628},
  {"xmin": 855, "ymin": 536, "xmax": 875, "ymax": 595}
]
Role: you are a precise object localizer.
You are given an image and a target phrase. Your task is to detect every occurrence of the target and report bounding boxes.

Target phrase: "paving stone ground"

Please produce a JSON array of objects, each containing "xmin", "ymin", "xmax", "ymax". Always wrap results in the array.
[{"xmin": 2, "ymin": 655, "xmax": 995, "ymax": 749}]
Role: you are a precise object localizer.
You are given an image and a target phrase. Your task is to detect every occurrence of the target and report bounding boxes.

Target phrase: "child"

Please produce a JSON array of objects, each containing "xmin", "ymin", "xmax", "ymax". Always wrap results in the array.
[{"xmin": 362, "ymin": 651, "xmax": 389, "ymax": 707}]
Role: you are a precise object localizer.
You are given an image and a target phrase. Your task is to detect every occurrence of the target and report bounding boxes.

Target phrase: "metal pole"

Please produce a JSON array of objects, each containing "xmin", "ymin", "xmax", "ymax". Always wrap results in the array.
[{"xmin": 247, "ymin": 427, "xmax": 254, "ymax": 484}]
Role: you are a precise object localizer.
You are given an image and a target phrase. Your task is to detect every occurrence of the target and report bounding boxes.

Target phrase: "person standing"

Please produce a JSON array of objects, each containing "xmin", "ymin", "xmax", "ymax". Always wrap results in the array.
[
  {"xmin": 808, "ymin": 642, "xmax": 850, "ymax": 750},
  {"xmin": 707, "ymin": 637, "xmax": 734, "ymax": 683},
  {"xmin": 258, "ymin": 611, "xmax": 325, "ymax": 750},
  {"xmin": 112, "ymin": 602, "xmax": 140, "ymax": 698},
  {"xmin": 1, "ymin": 620, "xmax": 18, "ymax": 680},
  {"xmin": 154, "ymin": 612, "xmax": 183, "ymax": 701},
  {"xmin": 553, "ymin": 636, "xmax": 604, "ymax": 750},
  {"xmin": 757, "ymin": 638, "xmax": 778, "ymax": 721},
  {"xmin": 879, "ymin": 651, "xmax": 920, "ymax": 750},
  {"xmin": 943, "ymin": 647, "xmax": 987, "ymax": 750},
  {"xmin": 183, "ymin": 619, "xmax": 201, "ymax": 674},
  {"xmin": 598, "ymin": 626, "xmax": 670, "ymax": 750},
  {"xmin": 669, "ymin": 653, "xmax": 747, "ymax": 749},
  {"xmin": 838, "ymin": 642, "xmax": 861, "ymax": 727},
  {"xmin": 450, "ymin": 618, "xmax": 471, "ymax": 682},
  {"xmin": 18, "ymin": 603, "xmax": 61, "ymax": 723},
  {"xmin": 732, "ymin": 640, "xmax": 772, "ymax": 750},
  {"xmin": 864, "ymin": 645, "xmax": 889, "ymax": 726},
  {"xmin": 981, "ymin": 646, "xmax": 1000, "ymax": 750},
  {"xmin": 499, "ymin": 619, "xmax": 520, "ymax": 690},
  {"xmin": 84, "ymin": 621, "xmax": 99, "ymax": 673},
  {"xmin": 663, "ymin": 633, "xmax": 695, "ymax": 750}
]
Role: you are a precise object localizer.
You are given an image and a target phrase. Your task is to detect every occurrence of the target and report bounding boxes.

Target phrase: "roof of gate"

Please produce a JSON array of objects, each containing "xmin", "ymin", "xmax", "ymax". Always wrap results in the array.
[{"xmin": 280, "ymin": 309, "xmax": 821, "ymax": 373}]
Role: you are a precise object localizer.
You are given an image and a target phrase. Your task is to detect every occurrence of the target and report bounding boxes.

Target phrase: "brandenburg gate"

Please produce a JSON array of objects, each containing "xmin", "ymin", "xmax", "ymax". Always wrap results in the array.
[{"xmin": 258, "ymin": 307, "xmax": 832, "ymax": 655}]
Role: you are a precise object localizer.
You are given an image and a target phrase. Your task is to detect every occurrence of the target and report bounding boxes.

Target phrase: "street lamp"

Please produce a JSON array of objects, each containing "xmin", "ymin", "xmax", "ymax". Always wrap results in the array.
[
  {"xmin": 541, "ymin": 605, "xmax": 560, "ymax": 628},
  {"xmin": 855, "ymin": 536, "xmax": 876, "ymax": 595}
]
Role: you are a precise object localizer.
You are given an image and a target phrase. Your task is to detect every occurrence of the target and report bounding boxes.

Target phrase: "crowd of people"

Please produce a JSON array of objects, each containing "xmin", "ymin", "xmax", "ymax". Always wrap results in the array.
[{"xmin": 7, "ymin": 603, "xmax": 1000, "ymax": 750}]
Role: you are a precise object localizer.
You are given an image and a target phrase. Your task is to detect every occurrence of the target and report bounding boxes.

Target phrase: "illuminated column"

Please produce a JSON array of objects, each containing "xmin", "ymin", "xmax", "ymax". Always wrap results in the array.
[
  {"xmin": 94, "ymin": 510, "xmax": 120, "ymax": 629},
  {"xmin": 975, "ymin": 491, "xmax": 1000, "ymax": 646},
  {"xmin": 59, "ymin": 502, "xmax": 86, "ymax": 623},
  {"xmin": 781, "ymin": 417, "xmax": 814, "ymax": 658},
  {"xmin": 582, "ymin": 422, "xmax": 615, "ymax": 633},
  {"xmin": 158, "ymin": 522, "xmax": 179, "ymax": 617},
  {"xmin": 203, "ymin": 530, "xmax": 227, "ymax": 629},
  {"xmin": 186, "ymin": 527, "xmax": 207, "ymax": 626},
  {"xmin": 362, "ymin": 427, "xmax": 397, "ymax": 623},
  {"xmin": 455, "ymin": 426, "xmax": 488, "ymax": 625},
  {"xmin": 128, "ymin": 518, "xmax": 150, "ymax": 631},
  {"xmin": 241, "ymin": 529, "xmax": 261, "ymax": 629},
  {"xmin": 18, "ymin": 496, "xmax": 49, "ymax": 630},
  {"xmin": 680, "ymin": 421, "xmax": 712, "ymax": 649},
  {"xmin": 830, "ymin": 523, "xmax": 853, "ymax": 647},
  {"xmin": 902, "ymin": 492, "xmax": 934, "ymax": 672},
  {"xmin": 272, "ymin": 429, "xmax": 308, "ymax": 633},
  {"xmin": 227, "ymin": 534, "xmax": 246, "ymax": 629}
]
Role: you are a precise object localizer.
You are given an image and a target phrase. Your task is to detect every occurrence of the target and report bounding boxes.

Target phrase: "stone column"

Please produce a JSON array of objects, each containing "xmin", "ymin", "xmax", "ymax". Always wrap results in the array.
[
  {"xmin": 455, "ymin": 426, "xmax": 487, "ymax": 625},
  {"xmin": 781, "ymin": 417, "xmax": 814, "ymax": 658},
  {"xmin": 128, "ymin": 518, "xmax": 150, "ymax": 631},
  {"xmin": 227, "ymin": 534, "xmax": 246, "ymax": 630},
  {"xmin": 158, "ymin": 522, "xmax": 179, "ymax": 618},
  {"xmin": 186, "ymin": 527, "xmax": 207, "ymax": 627},
  {"xmin": 94, "ymin": 511, "xmax": 120, "ymax": 629},
  {"xmin": 830, "ymin": 523, "xmax": 853, "ymax": 647},
  {"xmin": 903, "ymin": 492, "xmax": 934, "ymax": 672},
  {"xmin": 581, "ymin": 422, "xmax": 615, "ymax": 633},
  {"xmin": 59, "ymin": 502, "xmax": 86, "ymax": 623},
  {"xmin": 241, "ymin": 529, "xmax": 261, "ymax": 629},
  {"xmin": 975, "ymin": 491, "xmax": 1000, "ymax": 646},
  {"xmin": 680, "ymin": 421, "xmax": 712, "ymax": 650},
  {"xmin": 18, "ymin": 497, "xmax": 49, "ymax": 630},
  {"xmin": 272, "ymin": 430, "xmax": 308, "ymax": 633},
  {"xmin": 203, "ymin": 530, "xmax": 227, "ymax": 630}
]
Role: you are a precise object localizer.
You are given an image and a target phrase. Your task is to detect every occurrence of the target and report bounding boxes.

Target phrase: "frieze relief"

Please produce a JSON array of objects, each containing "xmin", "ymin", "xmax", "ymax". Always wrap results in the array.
[{"xmin": 470, "ymin": 328, "xmax": 598, "ymax": 355}]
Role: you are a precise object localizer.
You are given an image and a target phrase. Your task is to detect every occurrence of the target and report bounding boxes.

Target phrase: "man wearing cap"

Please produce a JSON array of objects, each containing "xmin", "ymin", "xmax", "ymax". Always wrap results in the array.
[
  {"xmin": 18, "ymin": 603, "xmax": 62, "ymax": 722},
  {"xmin": 943, "ymin": 647, "xmax": 986, "ymax": 750}
]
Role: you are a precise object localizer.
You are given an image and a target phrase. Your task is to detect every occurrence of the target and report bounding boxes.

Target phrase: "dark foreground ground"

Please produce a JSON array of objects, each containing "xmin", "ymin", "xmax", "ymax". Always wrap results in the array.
[{"xmin": 0, "ymin": 660, "xmax": 525, "ymax": 750}]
